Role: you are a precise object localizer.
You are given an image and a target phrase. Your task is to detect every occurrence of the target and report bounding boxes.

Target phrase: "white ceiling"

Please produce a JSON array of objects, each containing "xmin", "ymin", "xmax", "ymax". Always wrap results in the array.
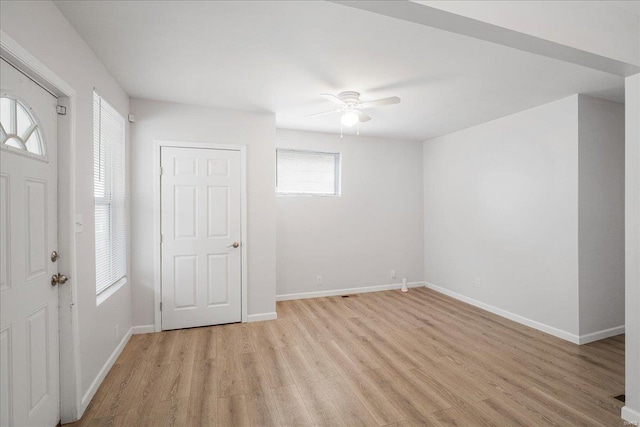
[{"xmin": 55, "ymin": 1, "xmax": 625, "ymax": 141}]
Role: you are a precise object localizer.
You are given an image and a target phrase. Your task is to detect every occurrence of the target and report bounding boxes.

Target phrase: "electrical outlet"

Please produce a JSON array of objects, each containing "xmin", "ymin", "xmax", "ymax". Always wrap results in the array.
[
  {"xmin": 391, "ymin": 270, "xmax": 396, "ymax": 279},
  {"xmin": 475, "ymin": 278, "xmax": 482, "ymax": 288},
  {"xmin": 316, "ymin": 275, "xmax": 323, "ymax": 286}
]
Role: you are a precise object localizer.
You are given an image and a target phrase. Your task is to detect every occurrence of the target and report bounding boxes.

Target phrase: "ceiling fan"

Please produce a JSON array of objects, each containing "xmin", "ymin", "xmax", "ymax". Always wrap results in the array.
[{"xmin": 307, "ymin": 91, "xmax": 401, "ymax": 128}]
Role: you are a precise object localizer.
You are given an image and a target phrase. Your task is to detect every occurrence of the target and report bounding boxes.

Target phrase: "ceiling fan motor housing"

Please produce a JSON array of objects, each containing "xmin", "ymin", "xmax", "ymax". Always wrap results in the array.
[{"xmin": 338, "ymin": 91, "xmax": 361, "ymax": 106}]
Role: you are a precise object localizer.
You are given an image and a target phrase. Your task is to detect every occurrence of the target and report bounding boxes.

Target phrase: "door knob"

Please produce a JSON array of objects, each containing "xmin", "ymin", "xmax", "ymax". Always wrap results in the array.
[
  {"xmin": 51, "ymin": 273, "xmax": 68, "ymax": 286},
  {"xmin": 227, "ymin": 242, "xmax": 240, "ymax": 248}
]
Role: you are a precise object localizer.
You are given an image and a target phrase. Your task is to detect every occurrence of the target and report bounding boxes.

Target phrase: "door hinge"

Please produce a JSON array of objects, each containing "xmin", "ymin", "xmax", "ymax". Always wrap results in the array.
[
  {"xmin": 160, "ymin": 302, "xmax": 162, "ymax": 311},
  {"xmin": 56, "ymin": 105, "xmax": 67, "ymax": 115},
  {"xmin": 159, "ymin": 167, "xmax": 164, "ymax": 176}
]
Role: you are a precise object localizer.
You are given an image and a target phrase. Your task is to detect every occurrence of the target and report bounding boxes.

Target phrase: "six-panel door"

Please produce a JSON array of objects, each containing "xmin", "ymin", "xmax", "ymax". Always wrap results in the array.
[{"xmin": 160, "ymin": 147, "xmax": 242, "ymax": 330}]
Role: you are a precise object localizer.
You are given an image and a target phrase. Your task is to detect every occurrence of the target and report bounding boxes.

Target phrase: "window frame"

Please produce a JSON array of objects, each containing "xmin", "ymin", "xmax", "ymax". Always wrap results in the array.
[
  {"xmin": 93, "ymin": 90, "xmax": 127, "ymax": 300},
  {"xmin": 276, "ymin": 148, "xmax": 342, "ymax": 197}
]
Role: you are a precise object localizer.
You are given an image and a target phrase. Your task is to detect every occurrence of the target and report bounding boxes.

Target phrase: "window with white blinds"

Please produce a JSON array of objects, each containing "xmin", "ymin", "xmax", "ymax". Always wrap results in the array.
[
  {"xmin": 276, "ymin": 149, "xmax": 341, "ymax": 196},
  {"xmin": 93, "ymin": 91, "xmax": 126, "ymax": 295}
]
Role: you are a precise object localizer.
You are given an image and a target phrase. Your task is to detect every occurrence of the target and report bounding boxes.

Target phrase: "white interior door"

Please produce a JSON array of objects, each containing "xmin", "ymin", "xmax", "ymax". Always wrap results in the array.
[
  {"xmin": 0, "ymin": 59, "xmax": 60, "ymax": 426},
  {"xmin": 161, "ymin": 146, "xmax": 242, "ymax": 330}
]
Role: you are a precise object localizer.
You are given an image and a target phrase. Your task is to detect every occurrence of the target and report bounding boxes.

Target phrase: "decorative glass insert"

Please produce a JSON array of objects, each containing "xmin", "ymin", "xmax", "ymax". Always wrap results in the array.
[{"xmin": 0, "ymin": 96, "xmax": 45, "ymax": 156}]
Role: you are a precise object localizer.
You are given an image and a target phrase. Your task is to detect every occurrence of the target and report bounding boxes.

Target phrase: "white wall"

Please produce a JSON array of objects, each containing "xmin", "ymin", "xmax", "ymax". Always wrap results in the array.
[
  {"xmin": 423, "ymin": 94, "xmax": 626, "ymax": 342},
  {"xmin": 0, "ymin": 0, "xmax": 132, "ymax": 418},
  {"xmin": 276, "ymin": 129, "xmax": 423, "ymax": 298},
  {"xmin": 578, "ymin": 96, "xmax": 625, "ymax": 336},
  {"xmin": 129, "ymin": 98, "xmax": 277, "ymax": 326},
  {"xmin": 424, "ymin": 96, "xmax": 581, "ymax": 336},
  {"xmin": 624, "ymin": 73, "xmax": 640, "ymax": 424}
]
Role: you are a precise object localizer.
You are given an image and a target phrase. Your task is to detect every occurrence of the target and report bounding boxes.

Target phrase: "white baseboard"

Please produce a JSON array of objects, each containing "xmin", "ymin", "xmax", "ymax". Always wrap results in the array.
[
  {"xmin": 622, "ymin": 406, "xmax": 640, "ymax": 425},
  {"xmin": 79, "ymin": 326, "xmax": 132, "ymax": 416},
  {"xmin": 276, "ymin": 281, "xmax": 426, "ymax": 302},
  {"xmin": 247, "ymin": 312, "xmax": 278, "ymax": 322},
  {"xmin": 425, "ymin": 283, "xmax": 581, "ymax": 344},
  {"xmin": 132, "ymin": 325, "xmax": 155, "ymax": 335},
  {"xmin": 425, "ymin": 283, "xmax": 626, "ymax": 345},
  {"xmin": 578, "ymin": 325, "xmax": 625, "ymax": 344}
]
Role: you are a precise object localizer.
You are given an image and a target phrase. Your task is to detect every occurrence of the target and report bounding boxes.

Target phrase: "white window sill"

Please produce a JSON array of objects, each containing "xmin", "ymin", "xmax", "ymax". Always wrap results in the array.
[{"xmin": 97, "ymin": 276, "xmax": 127, "ymax": 306}]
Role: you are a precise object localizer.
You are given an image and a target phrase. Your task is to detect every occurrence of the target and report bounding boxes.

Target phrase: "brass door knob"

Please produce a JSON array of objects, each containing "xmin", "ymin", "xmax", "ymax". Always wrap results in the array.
[{"xmin": 51, "ymin": 274, "xmax": 68, "ymax": 286}]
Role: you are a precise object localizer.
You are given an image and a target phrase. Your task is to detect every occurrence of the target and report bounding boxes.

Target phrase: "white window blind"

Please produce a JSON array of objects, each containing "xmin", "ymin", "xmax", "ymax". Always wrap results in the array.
[
  {"xmin": 93, "ymin": 91, "xmax": 126, "ymax": 295},
  {"xmin": 276, "ymin": 149, "xmax": 340, "ymax": 196}
]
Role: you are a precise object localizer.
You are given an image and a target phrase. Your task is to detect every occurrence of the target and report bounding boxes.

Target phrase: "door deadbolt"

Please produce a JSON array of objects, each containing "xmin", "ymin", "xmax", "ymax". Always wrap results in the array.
[
  {"xmin": 51, "ymin": 274, "xmax": 68, "ymax": 286},
  {"xmin": 51, "ymin": 251, "xmax": 59, "ymax": 262}
]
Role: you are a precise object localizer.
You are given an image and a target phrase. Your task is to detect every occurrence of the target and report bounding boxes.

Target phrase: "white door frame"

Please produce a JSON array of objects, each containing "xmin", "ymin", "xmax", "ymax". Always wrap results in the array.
[
  {"xmin": 153, "ymin": 139, "xmax": 248, "ymax": 331},
  {"xmin": 0, "ymin": 31, "xmax": 82, "ymax": 423}
]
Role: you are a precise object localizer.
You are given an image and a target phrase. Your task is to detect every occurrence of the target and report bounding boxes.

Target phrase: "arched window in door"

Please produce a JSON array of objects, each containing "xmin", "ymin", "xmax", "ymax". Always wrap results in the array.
[{"xmin": 0, "ymin": 95, "xmax": 45, "ymax": 157}]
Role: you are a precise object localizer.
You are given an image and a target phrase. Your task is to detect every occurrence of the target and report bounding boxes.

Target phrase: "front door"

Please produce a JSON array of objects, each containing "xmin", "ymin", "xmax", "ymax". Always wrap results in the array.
[
  {"xmin": 0, "ymin": 58, "xmax": 60, "ymax": 426},
  {"xmin": 160, "ymin": 146, "xmax": 242, "ymax": 330}
]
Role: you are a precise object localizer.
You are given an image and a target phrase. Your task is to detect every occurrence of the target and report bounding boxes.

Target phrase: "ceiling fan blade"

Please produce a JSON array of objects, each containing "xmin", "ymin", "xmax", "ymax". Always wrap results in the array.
[
  {"xmin": 356, "ymin": 110, "xmax": 372, "ymax": 122},
  {"xmin": 320, "ymin": 93, "xmax": 346, "ymax": 106},
  {"xmin": 305, "ymin": 108, "xmax": 343, "ymax": 118},
  {"xmin": 360, "ymin": 96, "xmax": 401, "ymax": 109}
]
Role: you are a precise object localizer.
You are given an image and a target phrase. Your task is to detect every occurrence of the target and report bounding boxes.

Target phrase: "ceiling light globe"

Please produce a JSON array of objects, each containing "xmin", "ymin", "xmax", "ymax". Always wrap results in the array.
[{"xmin": 341, "ymin": 111, "xmax": 359, "ymax": 127}]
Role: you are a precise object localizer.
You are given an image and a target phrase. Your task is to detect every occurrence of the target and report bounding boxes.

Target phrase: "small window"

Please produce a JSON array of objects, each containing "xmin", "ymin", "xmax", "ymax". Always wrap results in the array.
[
  {"xmin": 93, "ymin": 91, "xmax": 126, "ymax": 295},
  {"xmin": 0, "ymin": 96, "xmax": 45, "ymax": 157},
  {"xmin": 276, "ymin": 149, "xmax": 341, "ymax": 196}
]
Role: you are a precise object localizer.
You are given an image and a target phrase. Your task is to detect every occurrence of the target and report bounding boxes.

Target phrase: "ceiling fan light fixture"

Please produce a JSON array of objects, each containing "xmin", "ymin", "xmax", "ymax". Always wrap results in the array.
[
  {"xmin": 310, "ymin": 91, "xmax": 400, "ymax": 130},
  {"xmin": 341, "ymin": 110, "xmax": 359, "ymax": 127}
]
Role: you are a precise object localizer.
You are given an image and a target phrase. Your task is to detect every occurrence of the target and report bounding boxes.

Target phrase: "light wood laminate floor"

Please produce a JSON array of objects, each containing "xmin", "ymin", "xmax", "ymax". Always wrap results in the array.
[{"xmin": 68, "ymin": 288, "xmax": 626, "ymax": 426}]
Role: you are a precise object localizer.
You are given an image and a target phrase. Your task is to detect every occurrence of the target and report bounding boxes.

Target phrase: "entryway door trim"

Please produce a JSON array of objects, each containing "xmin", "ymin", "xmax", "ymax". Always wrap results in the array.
[{"xmin": 153, "ymin": 140, "xmax": 248, "ymax": 332}]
